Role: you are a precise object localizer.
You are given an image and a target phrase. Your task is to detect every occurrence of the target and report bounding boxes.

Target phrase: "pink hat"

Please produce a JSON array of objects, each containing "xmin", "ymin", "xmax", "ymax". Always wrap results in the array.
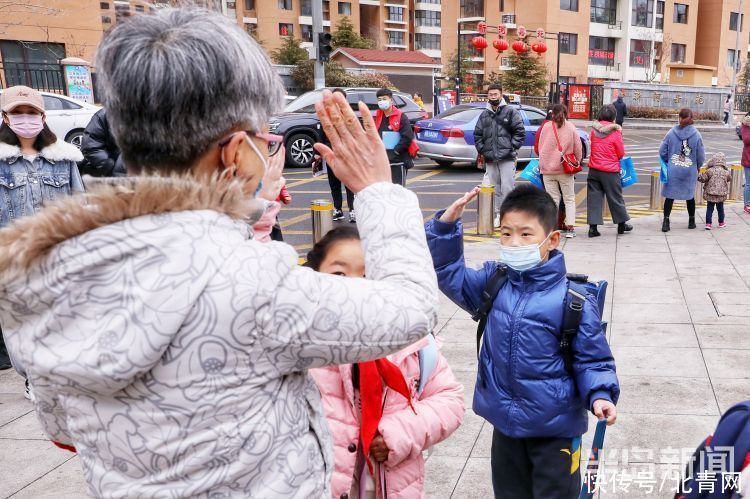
[{"xmin": 1, "ymin": 86, "xmax": 45, "ymax": 113}]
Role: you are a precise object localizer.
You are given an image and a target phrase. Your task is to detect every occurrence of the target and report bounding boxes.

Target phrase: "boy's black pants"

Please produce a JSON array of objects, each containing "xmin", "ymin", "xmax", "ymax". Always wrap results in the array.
[{"xmin": 491, "ymin": 429, "xmax": 580, "ymax": 499}]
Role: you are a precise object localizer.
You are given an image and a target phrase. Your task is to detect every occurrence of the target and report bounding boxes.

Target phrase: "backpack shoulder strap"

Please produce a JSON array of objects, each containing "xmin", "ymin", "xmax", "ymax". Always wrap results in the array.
[
  {"xmin": 472, "ymin": 265, "xmax": 508, "ymax": 358},
  {"xmin": 417, "ymin": 333, "xmax": 439, "ymax": 396},
  {"xmin": 561, "ymin": 276, "xmax": 588, "ymax": 373}
]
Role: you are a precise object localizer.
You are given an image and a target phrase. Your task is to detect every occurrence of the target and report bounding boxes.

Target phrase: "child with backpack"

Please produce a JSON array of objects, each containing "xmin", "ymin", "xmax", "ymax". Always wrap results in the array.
[
  {"xmin": 698, "ymin": 152, "xmax": 732, "ymax": 230},
  {"xmin": 306, "ymin": 227, "xmax": 464, "ymax": 499},
  {"xmin": 424, "ymin": 184, "xmax": 620, "ymax": 499}
]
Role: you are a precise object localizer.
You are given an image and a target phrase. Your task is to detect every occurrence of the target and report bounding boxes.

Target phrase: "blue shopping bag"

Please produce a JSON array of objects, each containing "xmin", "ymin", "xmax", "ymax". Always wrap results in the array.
[
  {"xmin": 659, "ymin": 158, "xmax": 669, "ymax": 183},
  {"xmin": 619, "ymin": 156, "xmax": 638, "ymax": 188},
  {"xmin": 519, "ymin": 158, "xmax": 543, "ymax": 188}
]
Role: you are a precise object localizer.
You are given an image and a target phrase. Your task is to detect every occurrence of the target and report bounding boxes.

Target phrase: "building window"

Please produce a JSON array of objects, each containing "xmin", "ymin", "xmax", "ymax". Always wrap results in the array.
[
  {"xmin": 279, "ymin": 23, "xmax": 293, "ymax": 36},
  {"xmin": 245, "ymin": 0, "xmax": 255, "ymax": 8},
  {"xmin": 387, "ymin": 31, "xmax": 405, "ymax": 46},
  {"xmin": 100, "ymin": 2, "xmax": 109, "ymax": 8},
  {"xmin": 630, "ymin": 39, "xmax": 651, "ymax": 67},
  {"xmin": 730, "ymin": 12, "xmax": 744, "ymax": 31},
  {"xmin": 278, "ymin": 0, "xmax": 292, "ymax": 10},
  {"xmin": 102, "ymin": 15, "xmax": 112, "ymax": 23},
  {"xmin": 460, "ymin": 0, "xmax": 483, "ymax": 18},
  {"xmin": 420, "ymin": 0, "xmax": 440, "ymax": 3},
  {"xmin": 415, "ymin": 10, "xmax": 441, "ymax": 27},
  {"xmin": 631, "ymin": 0, "xmax": 654, "ymax": 27},
  {"xmin": 590, "ymin": 0, "xmax": 617, "ymax": 25},
  {"xmin": 589, "ymin": 36, "xmax": 615, "ymax": 66},
  {"xmin": 657, "ymin": 0, "xmax": 664, "ymax": 14},
  {"xmin": 560, "ymin": 0, "xmax": 578, "ymax": 11},
  {"xmin": 673, "ymin": 3, "xmax": 688, "ymax": 24},
  {"xmin": 135, "ymin": 5, "xmax": 144, "ymax": 12},
  {"xmin": 301, "ymin": 24, "xmax": 313, "ymax": 42},
  {"xmin": 415, "ymin": 33, "xmax": 441, "ymax": 50},
  {"xmin": 115, "ymin": 3, "xmax": 130, "ymax": 18},
  {"xmin": 338, "ymin": 2, "xmax": 351, "ymax": 15},
  {"xmin": 387, "ymin": 7, "xmax": 404, "ymax": 22},
  {"xmin": 0, "ymin": 41, "xmax": 66, "ymax": 91},
  {"xmin": 500, "ymin": 0, "xmax": 504, "ymax": 10},
  {"xmin": 671, "ymin": 43, "xmax": 686, "ymax": 63},
  {"xmin": 559, "ymin": 33, "xmax": 577, "ymax": 55},
  {"xmin": 728, "ymin": 49, "xmax": 741, "ymax": 69}
]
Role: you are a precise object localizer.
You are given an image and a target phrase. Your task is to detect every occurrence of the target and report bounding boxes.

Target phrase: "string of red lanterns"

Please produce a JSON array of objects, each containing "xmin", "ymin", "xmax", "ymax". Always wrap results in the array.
[{"xmin": 469, "ymin": 22, "xmax": 548, "ymax": 58}]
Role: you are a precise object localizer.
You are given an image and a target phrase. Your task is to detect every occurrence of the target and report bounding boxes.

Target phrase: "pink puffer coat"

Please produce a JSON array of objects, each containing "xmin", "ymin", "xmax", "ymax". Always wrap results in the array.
[{"xmin": 310, "ymin": 337, "xmax": 464, "ymax": 499}]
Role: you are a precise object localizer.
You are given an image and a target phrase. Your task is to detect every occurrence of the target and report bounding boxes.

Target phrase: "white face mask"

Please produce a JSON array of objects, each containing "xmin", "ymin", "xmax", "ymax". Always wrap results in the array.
[
  {"xmin": 499, "ymin": 232, "xmax": 554, "ymax": 271},
  {"xmin": 377, "ymin": 100, "xmax": 391, "ymax": 111},
  {"xmin": 244, "ymin": 136, "xmax": 267, "ymax": 196}
]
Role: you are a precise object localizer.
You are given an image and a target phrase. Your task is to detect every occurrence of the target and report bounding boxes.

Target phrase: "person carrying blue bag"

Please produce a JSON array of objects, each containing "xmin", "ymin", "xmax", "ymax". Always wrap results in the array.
[
  {"xmin": 425, "ymin": 184, "xmax": 620, "ymax": 499},
  {"xmin": 659, "ymin": 108, "xmax": 705, "ymax": 232},
  {"xmin": 586, "ymin": 104, "xmax": 633, "ymax": 238}
]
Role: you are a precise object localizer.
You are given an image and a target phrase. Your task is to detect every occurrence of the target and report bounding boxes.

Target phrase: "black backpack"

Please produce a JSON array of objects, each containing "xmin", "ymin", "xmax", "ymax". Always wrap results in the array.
[{"xmin": 471, "ymin": 266, "xmax": 609, "ymax": 372}]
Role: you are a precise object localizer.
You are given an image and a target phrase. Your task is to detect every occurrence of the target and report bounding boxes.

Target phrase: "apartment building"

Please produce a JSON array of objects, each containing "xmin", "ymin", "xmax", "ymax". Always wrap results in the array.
[
  {"xmin": 695, "ymin": 0, "xmax": 750, "ymax": 87},
  {"xmin": 99, "ymin": 1, "xmax": 157, "ymax": 30}
]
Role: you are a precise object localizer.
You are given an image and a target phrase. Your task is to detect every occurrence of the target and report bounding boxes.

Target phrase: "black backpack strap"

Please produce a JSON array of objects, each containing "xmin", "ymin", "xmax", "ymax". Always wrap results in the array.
[
  {"xmin": 472, "ymin": 266, "xmax": 508, "ymax": 358},
  {"xmin": 561, "ymin": 279, "xmax": 587, "ymax": 373}
]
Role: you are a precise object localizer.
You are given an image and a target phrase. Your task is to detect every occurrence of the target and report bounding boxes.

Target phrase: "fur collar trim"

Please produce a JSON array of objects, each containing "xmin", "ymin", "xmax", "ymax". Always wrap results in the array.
[
  {"xmin": 0, "ymin": 175, "xmax": 264, "ymax": 278},
  {"xmin": 0, "ymin": 139, "xmax": 83, "ymax": 163},
  {"xmin": 591, "ymin": 121, "xmax": 622, "ymax": 135}
]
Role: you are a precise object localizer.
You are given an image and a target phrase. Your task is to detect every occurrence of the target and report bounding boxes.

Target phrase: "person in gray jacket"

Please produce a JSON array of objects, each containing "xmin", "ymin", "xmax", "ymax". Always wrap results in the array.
[{"xmin": 473, "ymin": 83, "xmax": 526, "ymax": 227}]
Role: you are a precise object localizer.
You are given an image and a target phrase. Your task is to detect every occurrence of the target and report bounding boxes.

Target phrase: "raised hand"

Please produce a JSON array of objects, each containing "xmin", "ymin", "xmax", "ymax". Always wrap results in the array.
[
  {"xmin": 439, "ymin": 187, "xmax": 481, "ymax": 224},
  {"xmin": 313, "ymin": 90, "xmax": 391, "ymax": 193},
  {"xmin": 259, "ymin": 144, "xmax": 286, "ymax": 201}
]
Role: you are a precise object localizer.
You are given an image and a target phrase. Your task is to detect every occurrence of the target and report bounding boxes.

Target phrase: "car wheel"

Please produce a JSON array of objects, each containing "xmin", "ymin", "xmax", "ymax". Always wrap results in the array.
[
  {"xmin": 286, "ymin": 133, "xmax": 316, "ymax": 168},
  {"xmin": 66, "ymin": 130, "xmax": 84, "ymax": 149},
  {"xmin": 435, "ymin": 160, "xmax": 454, "ymax": 168}
]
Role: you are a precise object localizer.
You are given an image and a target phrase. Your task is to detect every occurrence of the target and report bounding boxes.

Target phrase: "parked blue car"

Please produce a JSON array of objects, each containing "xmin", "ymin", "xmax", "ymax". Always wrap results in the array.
[{"xmin": 414, "ymin": 103, "xmax": 590, "ymax": 167}]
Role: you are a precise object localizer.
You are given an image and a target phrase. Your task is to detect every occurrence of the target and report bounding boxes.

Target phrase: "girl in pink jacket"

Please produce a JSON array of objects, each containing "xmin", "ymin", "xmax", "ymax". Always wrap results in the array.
[{"xmin": 307, "ymin": 227, "xmax": 464, "ymax": 499}]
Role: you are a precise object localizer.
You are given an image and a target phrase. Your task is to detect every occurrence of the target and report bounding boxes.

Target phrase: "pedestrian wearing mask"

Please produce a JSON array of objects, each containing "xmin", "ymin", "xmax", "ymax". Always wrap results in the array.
[
  {"xmin": 537, "ymin": 104, "xmax": 582, "ymax": 238},
  {"xmin": 659, "ymin": 108, "xmax": 705, "ymax": 232},
  {"xmin": 375, "ymin": 87, "xmax": 414, "ymax": 186},
  {"xmin": 473, "ymin": 83, "xmax": 526, "ymax": 228},
  {"xmin": 0, "ymin": 85, "xmax": 84, "ymax": 373}
]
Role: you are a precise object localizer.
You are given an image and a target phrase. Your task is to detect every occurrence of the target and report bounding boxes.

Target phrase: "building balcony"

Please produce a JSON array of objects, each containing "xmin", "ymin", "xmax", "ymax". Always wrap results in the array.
[
  {"xmin": 589, "ymin": 22, "xmax": 623, "ymax": 38},
  {"xmin": 588, "ymin": 63, "xmax": 621, "ymax": 80},
  {"xmin": 415, "ymin": 25, "xmax": 441, "ymax": 34},
  {"xmin": 418, "ymin": 48, "xmax": 442, "ymax": 58},
  {"xmin": 360, "ymin": 0, "xmax": 379, "ymax": 5},
  {"xmin": 415, "ymin": 2, "xmax": 441, "ymax": 11},
  {"xmin": 501, "ymin": 14, "xmax": 516, "ymax": 28}
]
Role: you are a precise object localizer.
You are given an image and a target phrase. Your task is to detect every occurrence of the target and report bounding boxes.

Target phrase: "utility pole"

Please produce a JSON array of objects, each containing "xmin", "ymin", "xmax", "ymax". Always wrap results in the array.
[
  {"xmin": 312, "ymin": 0, "xmax": 325, "ymax": 89},
  {"xmin": 730, "ymin": 0, "xmax": 744, "ymax": 124}
]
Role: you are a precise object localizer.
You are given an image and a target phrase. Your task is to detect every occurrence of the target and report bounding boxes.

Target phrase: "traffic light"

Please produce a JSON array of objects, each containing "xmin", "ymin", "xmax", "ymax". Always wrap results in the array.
[{"xmin": 318, "ymin": 32, "xmax": 333, "ymax": 62}]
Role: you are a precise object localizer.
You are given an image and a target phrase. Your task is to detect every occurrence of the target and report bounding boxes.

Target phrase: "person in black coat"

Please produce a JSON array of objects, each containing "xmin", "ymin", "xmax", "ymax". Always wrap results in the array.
[
  {"xmin": 80, "ymin": 108, "xmax": 126, "ymax": 177},
  {"xmin": 613, "ymin": 96, "xmax": 627, "ymax": 126}
]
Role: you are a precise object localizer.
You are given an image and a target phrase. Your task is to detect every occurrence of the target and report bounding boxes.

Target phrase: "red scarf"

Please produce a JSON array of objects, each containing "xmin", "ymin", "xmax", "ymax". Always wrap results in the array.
[{"xmin": 358, "ymin": 358, "xmax": 415, "ymax": 473}]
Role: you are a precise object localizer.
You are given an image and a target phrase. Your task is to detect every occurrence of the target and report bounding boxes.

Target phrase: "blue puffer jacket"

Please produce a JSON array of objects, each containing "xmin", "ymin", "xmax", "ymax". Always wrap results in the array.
[{"xmin": 425, "ymin": 214, "xmax": 620, "ymax": 439}]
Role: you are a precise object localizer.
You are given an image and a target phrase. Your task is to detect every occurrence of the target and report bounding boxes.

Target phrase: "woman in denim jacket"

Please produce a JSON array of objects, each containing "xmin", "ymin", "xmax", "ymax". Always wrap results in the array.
[
  {"xmin": 0, "ymin": 85, "xmax": 84, "ymax": 230},
  {"xmin": 0, "ymin": 85, "xmax": 84, "ymax": 371}
]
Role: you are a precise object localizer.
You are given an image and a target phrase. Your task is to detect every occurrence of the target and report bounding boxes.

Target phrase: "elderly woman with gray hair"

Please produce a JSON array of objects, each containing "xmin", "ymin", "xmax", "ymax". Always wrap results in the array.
[{"xmin": 0, "ymin": 8, "xmax": 438, "ymax": 498}]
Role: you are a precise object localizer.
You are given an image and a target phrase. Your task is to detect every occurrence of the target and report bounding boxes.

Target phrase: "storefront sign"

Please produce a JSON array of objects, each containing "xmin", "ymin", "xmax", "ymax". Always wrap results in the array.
[
  {"xmin": 569, "ymin": 84, "xmax": 591, "ymax": 119},
  {"xmin": 63, "ymin": 65, "xmax": 94, "ymax": 104}
]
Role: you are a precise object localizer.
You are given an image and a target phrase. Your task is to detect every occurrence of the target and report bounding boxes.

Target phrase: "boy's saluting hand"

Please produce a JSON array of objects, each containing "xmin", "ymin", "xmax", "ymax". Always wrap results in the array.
[
  {"xmin": 593, "ymin": 399, "xmax": 617, "ymax": 425},
  {"xmin": 440, "ymin": 187, "xmax": 481, "ymax": 223}
]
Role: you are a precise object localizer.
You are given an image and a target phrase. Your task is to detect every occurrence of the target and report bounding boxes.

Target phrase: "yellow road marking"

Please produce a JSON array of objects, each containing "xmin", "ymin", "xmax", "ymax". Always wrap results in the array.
[
  {"xmin": 280, "ymin": 212, "xmax": 311, "ymax": 228},
  {"xmin": 406, "ymin": 170, "xmax": 442, "ymax": 184}
]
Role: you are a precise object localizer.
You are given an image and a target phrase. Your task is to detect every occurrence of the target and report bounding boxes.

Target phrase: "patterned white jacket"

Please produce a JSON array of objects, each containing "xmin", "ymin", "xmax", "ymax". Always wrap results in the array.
[{"xmin": 0, "ymin": 176, "xmax": 438, "ymax": 498}]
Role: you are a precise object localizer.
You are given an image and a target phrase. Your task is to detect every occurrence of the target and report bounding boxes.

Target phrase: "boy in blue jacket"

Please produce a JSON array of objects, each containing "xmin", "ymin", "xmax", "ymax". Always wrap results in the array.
[{"xmin": 425, "ymin": 184, "xmax": 619, "ymax": 498}]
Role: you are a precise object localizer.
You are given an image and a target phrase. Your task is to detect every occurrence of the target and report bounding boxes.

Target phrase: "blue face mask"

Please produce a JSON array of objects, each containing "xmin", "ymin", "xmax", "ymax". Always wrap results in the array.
[{"xmin": 499, "ymin": 232, "xmax": 554, "ymax": 271}]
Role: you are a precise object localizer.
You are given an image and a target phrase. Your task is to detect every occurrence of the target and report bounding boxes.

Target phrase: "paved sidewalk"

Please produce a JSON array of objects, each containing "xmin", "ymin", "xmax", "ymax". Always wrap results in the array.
[{"xmin": 1, "ymin": 204, "xmax": 749, "ymax": 498}]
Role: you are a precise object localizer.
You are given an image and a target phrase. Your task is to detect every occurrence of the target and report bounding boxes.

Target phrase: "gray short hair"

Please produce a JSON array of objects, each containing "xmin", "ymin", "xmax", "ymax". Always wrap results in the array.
[{"xmin": 95, "ymin": 8, "xmax": 284, "ymax": 172}]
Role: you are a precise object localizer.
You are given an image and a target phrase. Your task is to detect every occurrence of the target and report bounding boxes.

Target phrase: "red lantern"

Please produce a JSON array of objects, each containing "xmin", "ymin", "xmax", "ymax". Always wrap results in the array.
[
  {"xmin": 471, "ymin": 36, "xmax": 488, "ymax": 51},
  {"xmin": 512, "ymin": 40, "xmax": 528, "ymax": 53},
  {"xmin": 532, "ymin": 42, "xmax": 548, "ymax": 56},
  {"xmin": 478, "ymin": 21, "xmax": 487, "ymax": 34},
  {"xmin": 493, "ymin": 38, "xmax": 509, "ymax": 53}
]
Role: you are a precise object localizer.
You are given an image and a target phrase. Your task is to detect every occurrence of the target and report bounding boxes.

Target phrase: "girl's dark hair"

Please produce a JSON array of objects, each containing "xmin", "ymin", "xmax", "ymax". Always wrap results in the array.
[
  {"xmin": 0, "ymin": 120, "xmax": 58, "ymax": 151},
  {"xmin": 305, "ymin": 226, "xmax": 361, "ymax": 271},
  {"xmin": 598, "ymin": 104, "xmax": 617, "ymax": 123},
  {"xmin": 551, "ymin": 103, "xmax": 567, "ymax": 127}
]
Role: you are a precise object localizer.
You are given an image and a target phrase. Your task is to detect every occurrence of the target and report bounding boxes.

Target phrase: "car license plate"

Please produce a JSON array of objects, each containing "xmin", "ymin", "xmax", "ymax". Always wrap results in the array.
[{"xmin": 422, "ymin": 130, "xmax": 439, "ymax": 139}]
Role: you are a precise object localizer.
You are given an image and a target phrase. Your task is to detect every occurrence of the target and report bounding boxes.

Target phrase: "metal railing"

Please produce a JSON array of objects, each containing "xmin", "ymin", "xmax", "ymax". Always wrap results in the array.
[{"xmin": 0, "ymin": 62, "xmax": 66, "ymax": 94}]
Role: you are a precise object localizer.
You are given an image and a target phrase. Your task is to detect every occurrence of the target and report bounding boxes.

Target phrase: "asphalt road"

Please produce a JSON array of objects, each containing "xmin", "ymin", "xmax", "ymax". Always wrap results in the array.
[{"xmin": 278, "ymin": 128, "xmax": 744, "ymax": 256}]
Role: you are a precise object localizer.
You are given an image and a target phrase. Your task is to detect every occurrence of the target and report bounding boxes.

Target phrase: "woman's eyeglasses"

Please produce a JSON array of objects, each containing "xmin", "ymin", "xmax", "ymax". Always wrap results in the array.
[{"xmin": 219, "ymin": 131, "xmax": 284, "ymax": 157}]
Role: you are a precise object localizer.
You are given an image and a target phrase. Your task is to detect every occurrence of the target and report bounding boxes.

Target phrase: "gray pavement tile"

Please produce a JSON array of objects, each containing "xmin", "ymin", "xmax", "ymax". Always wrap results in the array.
[
  {"xmin": 608, "ymin": 323, "xmax": 698, "ymax": 348},
  {"xmin": 615, "ymin": 260, "xmax": 677, "ymax": 276},
  {"xmin": 616, "ymin": 244, "xmax": 672, "ymax": 254},
  {"xmin": 432, "ymin": 412, "xmax": 484, "ymax": 458},
  {"xmin": 439, "ymin": 342, "xmax": 478, "ymax": 373},
  {"xmin": 424, "ymin": 456, "xmax": 466, "ymax": 499},
  {"xmin": 712, "ymin": 379, "xmax": 750, "ymax": 413},
  {"xmin": 615, "ymin": 252, "xmax": 673, "ymax": 264},
  {"xmin": 0, "ymin": 439, "xmax": 74, "ymax": 498},
  {"xmin": 709, "ymin": 291, "xmax": 750, "ymax": 317},
  {"xmin": 611, "ymin": 286, "xmax": 685, "ymax": 305},
  {"xmin": 0, "ymin": 370, "xmax": 26, "ymax": 395},
  {"xmin": 615, "ymin": 375, "xmax": 719, "ymax": 416},
  {"xmin": 450, "ymin": 457, "xmax": 494, "ymax": 499},
  {"xmin": 437, "ymin": 319, "xmax": 477, "ymax": 344},
  {"xmin": 0, "ymin": 412, "xmax": 47, "ymax": 440},
  {"xmin": 675, "ymin": 263, "xmax": 735, "ymax": 277},
  {"xmin": 611, "ymin": 303, "xmax": 691, "ymax": 324},
  {"xmin": 9, "ymin": 457, "xmax": 87, "ymax": 498},
  {"xmin": 609, "ymin": 272, "xmax": 680, "ymax": 287},
  {"xmin": 468, "ymin": 421, "xmax": 493, "ymax": 459},
  {"xmin": 694, "ymin": 324, "xmax": 750, "ymax": 349},
  {"xmin": 452, "ymin": 370, "xmax": 476, "ymax": 409},
  {"xmin": 702, "ymin": 349, "xmax": 750, "ymax": 379},
  {"xmin": 0, "ymin": 394, "xmax": 33, "ymax": 428},
  {"xmin": 679, "ymin": 274, "xmax": 750, "ymax": 291},
  {"xmin": 610, "ymin": 346, "xmax": 708, "ymax": 378}
]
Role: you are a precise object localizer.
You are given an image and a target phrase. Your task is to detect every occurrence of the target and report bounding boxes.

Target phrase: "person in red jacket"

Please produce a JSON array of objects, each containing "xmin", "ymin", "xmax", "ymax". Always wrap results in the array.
[
  {"xmin": 375, "ymin": 88, "xmax": 414, "ymax": 186},
  {"xmin": 586, "ymin": 105, "xmax": 633, "ymax": 238}
]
